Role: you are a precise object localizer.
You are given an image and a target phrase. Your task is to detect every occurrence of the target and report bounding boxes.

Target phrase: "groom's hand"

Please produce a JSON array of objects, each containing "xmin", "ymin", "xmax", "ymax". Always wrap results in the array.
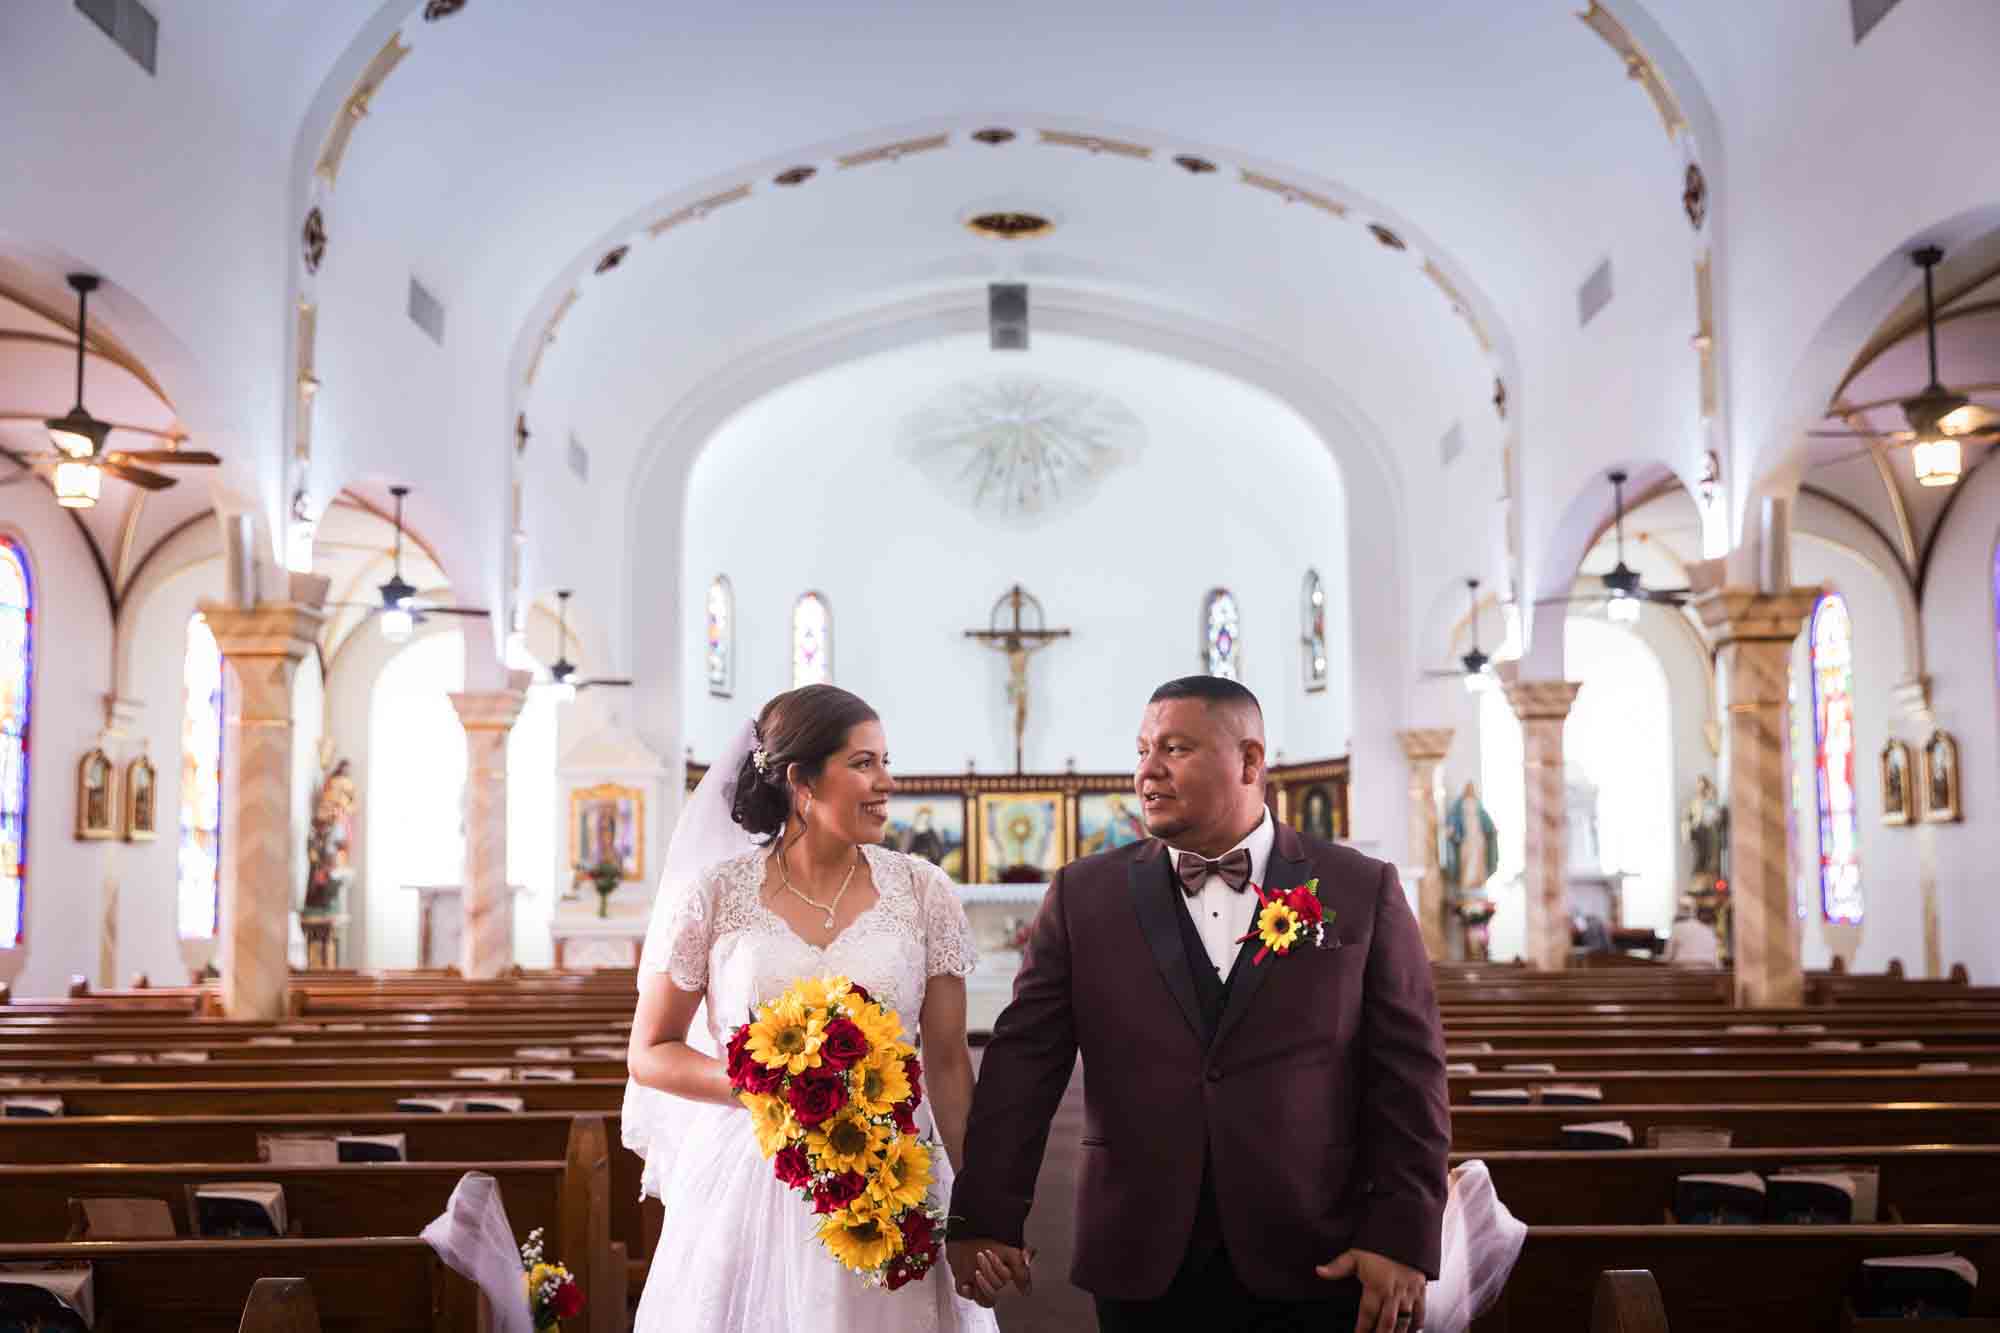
[
  {"xmin": 946, "ymin": 1237, "xmax": 1032, "ymax": 1307},
  {"xmin": 1316, "ymin": 1247, "xmax": 1425, "ymax": 1333}
]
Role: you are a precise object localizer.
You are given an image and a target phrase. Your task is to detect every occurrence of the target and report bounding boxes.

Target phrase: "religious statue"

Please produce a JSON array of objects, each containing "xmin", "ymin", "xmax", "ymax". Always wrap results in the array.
[
  {"xmin": 965, "ymin": 584, "xmax": 1071, "ymax": 774},
  {"xmin": 1683, "ymin": 775, "xmax": 1727, "ymax": 894},
  {"xmin": 304, "ymin": 758, "xmax": 358, "ymax": 915},
  {"xmin": 1439, "ymin": 781, "xmax": 1498, "ymax": 893}
]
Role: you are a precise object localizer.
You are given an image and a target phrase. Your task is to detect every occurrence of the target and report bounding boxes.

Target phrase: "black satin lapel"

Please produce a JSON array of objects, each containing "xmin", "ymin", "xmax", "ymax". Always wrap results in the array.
[
  {"xmin": 1129, "ymin": 848, "xmax": 1205, "ymax": 1044},
  {"xmin": 1212, "ymin": 846, "xmax": 1312, "ymax": 1053}
]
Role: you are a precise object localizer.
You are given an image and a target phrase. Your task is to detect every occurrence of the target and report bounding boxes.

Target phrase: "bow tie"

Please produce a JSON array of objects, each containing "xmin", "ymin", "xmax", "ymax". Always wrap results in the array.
[{"xmin": 1174, "ymin": 847, "xmax": 1252, "ymax": 896}]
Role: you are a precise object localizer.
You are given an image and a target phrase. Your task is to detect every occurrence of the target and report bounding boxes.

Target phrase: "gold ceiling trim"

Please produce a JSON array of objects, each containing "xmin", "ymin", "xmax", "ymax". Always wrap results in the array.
[
  {"xmin": 1038, "ymin": 130, "xmax": 1151, "ymax": 160},
  {"xmin": 1576, "ymin": 2, "xmax": 1686, "ymax": 140},
  {"xmin": 112, "ymin": 491, "xmax": 148, "ymax": 598},
  {"xmin": 295, "ymin": 301, "xmax": 318, "ymax": 464},
  {"xmin": 523, "ymin": 287, "xmax": 579, "ymax": 388},
  {"xmin": 838, "ymin": 132, "xmax": 950, "ymax": 169},
  {"xmin": 1239, "ymin": 170, "xmax": 1346, "ymax": 218},
  {"xmin": 1833, "ymin": 268, "xmax": 2000, "ymax": 408},
  {"xmin": 1824, "ymin": 403, "xmax": 1918, "ymax": 569},
  {"xmin": 643, "ymin": 184, "xmax": 752, "ymax": 239},
  {"xmin": 0, "ymin": 284, "xmax": 175, "ymax": 408},
  {"xmin": 1421, "ymin": 260, "xmax": 1492, "ymax": 355},
  {"xmin": 1693, "ymin": 257, "xmax": 1717, "ymax": 421},
  {"xmin": 315, "ymin": 33, "xmax": 412, "ymax": 188}
]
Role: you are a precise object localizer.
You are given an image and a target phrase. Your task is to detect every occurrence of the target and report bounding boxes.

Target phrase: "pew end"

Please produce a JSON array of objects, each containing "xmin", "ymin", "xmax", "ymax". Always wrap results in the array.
[
  {"xmin": 1593, "ymin": 1270, "xmax": 1669, "ymax": 1333},
  {"xmin": 238, "ymin": 1277, "xmax": 321, "ymax": 1333}
]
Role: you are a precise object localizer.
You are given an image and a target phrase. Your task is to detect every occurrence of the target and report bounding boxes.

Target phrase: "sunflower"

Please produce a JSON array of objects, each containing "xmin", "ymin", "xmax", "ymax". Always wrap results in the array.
[
  {"xmin": 851, "ymin": 1048, "xmax": 914, "ymax": 1117},
  {"xmin": 848, "ymin": 1000, "xmax": 905, "ymax": 1052},
  {"xmin": 806, "ymin": 1106, "xmax": 891, "ymax": 1175},
  {"xmin": 868, "ymin": 1134, "xmax": 934, "ymax": 1212},
  {"xmin": 741, "ymin": 1090, "xmax": 798, "ymax": 1158},
  {"xmin": 817, "ymin": 1197, "xmax": 904, "ymax": 1272},
  {"xmin": 746, "ymin": 994, "xmax": 826, "ymax": 1075},
  {"xmin": 1255, "ymin": 898, "xmax": 1304, "ymax": 956},
  {"xmin": 792, "ymin": 974, "xmax": 852, "ymax": 1015}
]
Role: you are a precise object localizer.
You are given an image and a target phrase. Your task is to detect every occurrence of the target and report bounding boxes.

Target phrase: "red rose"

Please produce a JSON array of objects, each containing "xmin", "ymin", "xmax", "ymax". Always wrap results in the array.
[
  {"xmin": 902, "ymin": 1053, "xmax": 924, "ymax": 1104},
  {"xmin": 772, "ymin": 1142, "xmax": 813, "ymax": 1189},
  {"xmin": 818, "ymin": 1017, "xmax": 869, "ymax": 1072},
  {"xmin": 786, "ymin": 1064, "xmax": 848, "ymax": 1127},
  {"xmin": 811, "ymin": 1170, "xmax": 867, "ymax": 1214},
  {"xmin": 899, "ymin": 1209, "xmax": 936, "ymax": 1254},
  {"xmin": 552, "ymin": 1280, "xmax": 585, "ymax": 1319},
  {"xmin": 727, "ymin": 1026, "xmax": 783, "ymax": 1094},
  {"xmin": 1284, "ymin": 886, "xmax": 1324, "ymax": 928},
  {"xmin": 846, "ymin": 982, "xmax": 874, "ymax": 1006},
  {"xmin": 891, "ymin": 1098, "xmax": 919, "ymax": 1135},
  {"xmin": 883, "ymin": 1258, "xmax": 917, "ymax": 1291}
]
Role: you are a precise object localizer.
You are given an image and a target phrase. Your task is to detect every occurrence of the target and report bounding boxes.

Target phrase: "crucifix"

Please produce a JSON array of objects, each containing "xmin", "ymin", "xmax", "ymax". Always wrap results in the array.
[{"xmin": 965, "ymin": 584, "xmax": 1071, "ymax": 774}]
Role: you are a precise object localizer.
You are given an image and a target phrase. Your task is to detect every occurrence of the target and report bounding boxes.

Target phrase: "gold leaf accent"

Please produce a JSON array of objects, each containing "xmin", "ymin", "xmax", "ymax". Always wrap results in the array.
[
  {"xmin": 1239, "ymin": 170, "xmax": 1346, "ymax": 218},
  {"xmin": 524, "ymin": 288, "xmax": 579, "ymax": 388},
  {"xmin": 1037, "ymin": 130, "xmax": 1151, "ymax": 160},
  {"xmin": 1422, "ymin": 261, "xmax": 1492, "ymax": 355},
  {"xmin": 1575, "ymin": 2, "xmax": 1685, "ymax": 139},
  {"xmin": 643, "ymin": 184, "xmax": 752, "ymax": 238},
  {"xmin": 836, "ymin": 133, "xmax": 951, "ymax": 169},
  {"xmin": 315, "ymin": 33, "xmax": 411, "ymax": 187},
  {"xmin": 1694, "ymin": 256, "xmax": 1717, "ymax": 420}
]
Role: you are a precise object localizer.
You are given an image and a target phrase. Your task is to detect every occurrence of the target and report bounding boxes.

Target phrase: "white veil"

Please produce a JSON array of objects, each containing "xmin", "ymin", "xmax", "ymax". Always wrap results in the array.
[{"xmin": 622, "ymin": 717, "xmax": 761, "ymax": 1199}]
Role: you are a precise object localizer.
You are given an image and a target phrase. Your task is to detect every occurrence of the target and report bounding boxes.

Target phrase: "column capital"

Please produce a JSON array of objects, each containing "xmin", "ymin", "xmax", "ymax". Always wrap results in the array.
[
  {"xmin": 1396, "ymin": 727, "xmax": 1454, "ymax": 765},
  {"xmin": 449, "ymin": 671, "xmax": 534, "ymax": 733},
  {"xmin": 1891, "ymin": 674, "xmax": 1935, "ymax": 727},
  {"xmin": 198, "ymin": 599, "xmax": 325, "ymax": 664},
  {"xmin": 1691, "ymin": 586, "xmax": 1820, "ymax": 646},
  {"xmin": 1502, "ymin": 679, "xmax": 1582, "ymax": 723}
]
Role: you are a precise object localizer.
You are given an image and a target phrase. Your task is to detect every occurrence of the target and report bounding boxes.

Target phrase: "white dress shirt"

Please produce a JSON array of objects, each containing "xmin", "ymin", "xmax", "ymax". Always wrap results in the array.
[{"xmin": 1168, "ymin": 809, "xmax": 1276, "ymax": 979}]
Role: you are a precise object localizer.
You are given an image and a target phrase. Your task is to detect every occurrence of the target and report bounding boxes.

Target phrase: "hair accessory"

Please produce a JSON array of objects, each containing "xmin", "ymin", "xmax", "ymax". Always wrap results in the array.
[{"xmin": 750, "ymin": 744, "xmax": 771, "ymax": 777}]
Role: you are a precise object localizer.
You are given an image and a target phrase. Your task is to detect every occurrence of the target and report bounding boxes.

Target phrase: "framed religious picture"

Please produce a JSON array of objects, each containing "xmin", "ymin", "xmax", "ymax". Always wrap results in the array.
[
  {"xmin": 1920, "ymin": 730, "xmax": 1962, "ymax": 824},
  {"xmin": 76, "ymin": 748, "xmax": 116, "ymax": 840},
  {"xmin": 1287, "ymin": 780, "xmax": 1349, "ymax": 841},
  {"xmin": 124, "ymin": 754, "xmax": 159, "ymax": 842},
  {"xmin": 569, "ymin": 782, "xmax": 645, "ymax": 881},
  {"xmin": 1075, "ymin": 791, "xmax": 1148, "ymax": 858},
  {"xmin": 1879, "ymin": 739, "xmax": 1915, "ymax": 826},
  {"xmin": 975, "ymin": 791, "xmax": 1065, "ymax": 883},
  {"xmin": 881, "ymin": 794, "xmax": 968, "ymax": 882}
]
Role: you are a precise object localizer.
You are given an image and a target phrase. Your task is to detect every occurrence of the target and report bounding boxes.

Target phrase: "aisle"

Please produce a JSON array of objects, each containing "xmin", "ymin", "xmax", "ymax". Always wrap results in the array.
[{"xmin": 968, "ymin": 1050, "xmax": 1093, "ymax": 1332}]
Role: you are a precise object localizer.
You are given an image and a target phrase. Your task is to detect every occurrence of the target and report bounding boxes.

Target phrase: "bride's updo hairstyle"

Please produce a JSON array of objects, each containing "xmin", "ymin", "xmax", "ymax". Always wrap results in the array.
[{"xmin": 731, "ymin": 684, "xmax": 880, "ymax": 842}]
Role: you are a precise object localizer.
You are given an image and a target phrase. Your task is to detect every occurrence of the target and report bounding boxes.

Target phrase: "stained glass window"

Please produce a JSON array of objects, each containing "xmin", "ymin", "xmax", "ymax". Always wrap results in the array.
[
  {"xmin": 1204, "ymin": 588, "xmax": 1240, "ymax": 680},
  {"xmin": 1808, "ymin": 593, "xmax": 1862, "ymax": 925},
  {"xmin": 792, "ymin": 592, "xmax": 831, "ymax": 687},
  {"xmin": 706, "ymin": 576, "xmax": 734, "ymax": 698},
  {"xmin": 1300, "ymin": 570, "xmax": 1327, "ymax": 693},
  {"xmin": 0, "ymin": 539, "xmax": 30, "ymax": 948},
  {"xmin": 178, "ymin": 613, "xmax": 224, "ymax": 940}
]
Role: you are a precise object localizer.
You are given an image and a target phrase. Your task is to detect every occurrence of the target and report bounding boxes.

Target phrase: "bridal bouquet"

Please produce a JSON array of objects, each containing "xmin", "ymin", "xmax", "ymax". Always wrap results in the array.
[
  {"xmin": 727, "ymin": 975, "xmax": 946, "ymax": 1289},
  {"xmin": 519, "ymin": 1226, "xmax": 585, "ymax": 1331}
]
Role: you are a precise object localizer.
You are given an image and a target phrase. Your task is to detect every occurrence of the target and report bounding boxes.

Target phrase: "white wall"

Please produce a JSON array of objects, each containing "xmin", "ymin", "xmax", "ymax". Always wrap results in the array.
[
  {"xmin": 364, "ymin": 631, "xmax": 467, "ymax": 970},
  {"xmin": 679, "ymin": 335, "xmax": 1352, "ymax": 773}
]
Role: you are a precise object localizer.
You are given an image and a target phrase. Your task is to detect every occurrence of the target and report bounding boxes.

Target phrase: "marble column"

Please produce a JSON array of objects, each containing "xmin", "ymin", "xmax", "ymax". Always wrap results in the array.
[
  {"xmin": 1502, "ymin": 680, "xmax": 1583, "ymax": 971},
  {"xmin": 449, "ymin": 675, "xmax": 530, "ymax": 979},
  {"xmin": 200, "ymin": 595, "xmax": 326, "ymax": 1020},
  {"xmin": 1396, "ymin": 728, "xmax": 1454, "ymax": 960},
  {"xmin": 1694, "ymin": 588, "xmax": 1819, "ymax": 1007}
]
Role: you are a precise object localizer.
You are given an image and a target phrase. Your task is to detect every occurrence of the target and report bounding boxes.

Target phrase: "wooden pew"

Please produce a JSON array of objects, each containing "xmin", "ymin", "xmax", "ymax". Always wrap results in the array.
[
  {"xmin": 1446, "ymin": 1067, "xmax": 2000, "ymax": 1105},
  {"xmin": 0, "ymin": 1077, "xmax": 624, "ymax": 1116},
  {"xmin": 1447, "ymin": 1101, "xmax": 2000, "ymax": 1152},
  {"xmin": 1590, "ymin": 1270, "xmax": 1670, "ymax": 1333},
  {"xmin": 238, "ymin": 1277, "xmax": 324, "ymax": 1333}
]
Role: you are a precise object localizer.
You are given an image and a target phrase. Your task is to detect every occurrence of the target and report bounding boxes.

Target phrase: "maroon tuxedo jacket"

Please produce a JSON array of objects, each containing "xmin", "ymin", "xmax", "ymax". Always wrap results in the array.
[{"xmin": 950, "ymin": 822, "xmax": 1449, "ymax": 1301}]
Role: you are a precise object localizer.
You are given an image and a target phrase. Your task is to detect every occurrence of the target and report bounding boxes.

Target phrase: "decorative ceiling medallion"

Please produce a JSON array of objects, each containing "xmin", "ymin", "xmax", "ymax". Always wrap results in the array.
[
  {"xmin": 838, "ymin": 133, "xmax": 950, "ymax": 169},
  {"xmin": 514, "ymin": 413, "xmax": 530, "ymax": 456},
  {"xmin": 1039, "ymin": 129, "xmax": 1151, "ymax": 160},
  {"xmin": 773, "ymin": 165, "xmax": 817, "ymax": 187},
  {"xmin": 1368, "ymin": 223, "xmax": 1406, "ymax": 251},
  {"xmin": 643, "ymin": 184, "xmax": 752, "ymax": 238},
  {"xmin": 593, "ymin": 245, "xmax": 628, "ymax": 275},
  {"xmin": 301, "ymin": 207, "xmax": 328, "ymax": 274},
  {"xmin": 1682, "ymin": 162, "xmax": 1707, "ymax": 229},
  {"xmin": 1240, "ymin": 170, "xmax": 1346, "ymax": 218},
  {"xmin": 1493, "ymin": 377, "xmax": 1508, "ymax": 421},
  {"xmin": 898, "ymin": 376, "xmax": 1147, "ymax": 527},
  {"xmin": 971, "ymin": 128, "xmax": 1017, "ymax": 146},
  {"xmin": 966, "ymin": 211, "xmax": 1054, "ymax": 241},
  {"xmin": 421, "ymin": 0, "xmax": 466, "ymax": 20},
  {"xmin": 1173, "ymin": 154, "xmax": 1217, "ymax": 175}
]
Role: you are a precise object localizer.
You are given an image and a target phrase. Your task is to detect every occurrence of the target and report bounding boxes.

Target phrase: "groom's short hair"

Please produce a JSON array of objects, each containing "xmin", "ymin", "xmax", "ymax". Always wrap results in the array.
[{"xmin": 1149, "ymin": 675, "xmax": 1263, "ymax": 730}]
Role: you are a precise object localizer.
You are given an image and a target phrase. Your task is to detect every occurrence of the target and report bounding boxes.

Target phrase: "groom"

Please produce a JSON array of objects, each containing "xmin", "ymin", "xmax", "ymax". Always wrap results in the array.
[{"xmin": 949, "ymin": 676, "xmax": 1449, "ymax": 1332}]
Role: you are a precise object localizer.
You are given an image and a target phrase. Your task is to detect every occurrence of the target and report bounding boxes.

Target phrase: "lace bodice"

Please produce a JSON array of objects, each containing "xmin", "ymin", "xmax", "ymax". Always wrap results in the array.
[{"xmin": 657, "ymin": 844, "xmax": 977, "ymax": 1047}]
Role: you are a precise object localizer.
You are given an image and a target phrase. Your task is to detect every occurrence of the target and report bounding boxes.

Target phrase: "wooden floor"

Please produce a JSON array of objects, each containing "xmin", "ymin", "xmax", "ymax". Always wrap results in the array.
[{"xmin": 970, "ymin": 1050, "xmax": 1095, "ymax": 1332}]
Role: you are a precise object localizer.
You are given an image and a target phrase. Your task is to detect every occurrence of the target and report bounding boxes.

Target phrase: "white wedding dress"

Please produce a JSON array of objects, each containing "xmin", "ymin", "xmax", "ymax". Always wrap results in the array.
[{"xmin": 632, "ymin": 843, "xmax": 1001, "ymax": 1333}]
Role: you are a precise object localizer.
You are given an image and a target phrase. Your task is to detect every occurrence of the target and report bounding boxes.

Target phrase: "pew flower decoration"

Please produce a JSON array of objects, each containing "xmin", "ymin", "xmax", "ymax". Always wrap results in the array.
[
  {"xmin": 519, "ymin": 1227, "xmax": 585, "ymax": 1331},
  {"xmin": 727, "ymin": 974, "xmax": 947, "ymax": 1290},
  {"xmin": 1237, "ymin": 878, "xmax": 1333, "ymax": 965}
]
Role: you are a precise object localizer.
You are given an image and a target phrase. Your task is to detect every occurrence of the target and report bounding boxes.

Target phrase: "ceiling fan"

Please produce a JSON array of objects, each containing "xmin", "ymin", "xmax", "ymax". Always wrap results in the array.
[
  {"xmin": 544, "ymin": 589, "xmax": 633, "ymax": 700},
  {"xmin": 326, "ymin": 485, "xmax": 488, "ymax": 641},
  {"xmin": 6, "ymin": 274, "xmax": 221, "ymax": 508},
  {"xmin": 1808, "ymin": 245, "xmax": 2000, "ymax": 487},
  {"xmin": 1540, "ymin": 469, "xmax": 1690, "ymax": 624},
  {"xmin": 1421, "ymin": 576, "xmax": 1497, "ymax": 693}
]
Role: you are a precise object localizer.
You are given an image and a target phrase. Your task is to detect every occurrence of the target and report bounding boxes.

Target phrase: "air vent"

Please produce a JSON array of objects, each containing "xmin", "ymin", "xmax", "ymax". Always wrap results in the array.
[
  {"xmin": 1850, "ymin": 0, "xmax": 1902, "ymax": 43},
  {"xmin": 989, "ymin": 283, "xmax": 1028, "ymax": 352},
  {"xmin": 407, "ymin": 277, "xmax": 445, "ymax": 345},
  {"xmin": 1440, "ymin": 422, "xmax": 1465, "ymax": 468},
  {"xmin": 567, "ymin": 435, "xmax": 589, "ymax": 481},
  {"xmin": 1578, "ymin": 257, "xmax": 1614, "ymax": 327},
  {"xmin": 76, "ymin": 0, "xmax": 158, "ymax": 75}
]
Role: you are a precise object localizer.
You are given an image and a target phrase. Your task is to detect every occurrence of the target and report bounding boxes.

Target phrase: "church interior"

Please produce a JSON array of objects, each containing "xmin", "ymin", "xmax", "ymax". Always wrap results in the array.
[{"xmin": 3, "ymin": 1, "xmax": 2000, "ymax": 1328}]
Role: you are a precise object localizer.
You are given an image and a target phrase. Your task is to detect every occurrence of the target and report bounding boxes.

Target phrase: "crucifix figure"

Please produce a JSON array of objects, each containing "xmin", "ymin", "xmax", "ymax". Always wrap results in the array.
[{"xmin": 965, "ymin": 584, "xmax": 1071, "ymax": 774}]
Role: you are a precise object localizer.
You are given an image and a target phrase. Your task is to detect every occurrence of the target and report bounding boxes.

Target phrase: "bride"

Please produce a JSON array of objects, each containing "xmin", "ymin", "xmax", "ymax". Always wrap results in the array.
[{"xmin": 625, "ymin": 684, "xmax": 1001, "ymax": 1332}]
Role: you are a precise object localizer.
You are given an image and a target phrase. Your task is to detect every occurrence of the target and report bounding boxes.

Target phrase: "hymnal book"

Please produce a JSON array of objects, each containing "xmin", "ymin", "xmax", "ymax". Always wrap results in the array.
[
  {"xmin": 260, "ymin": 1135, "xmax": 339, "ymax": 1165},
  {"xmin": 90, "ymin": 1052, "xmax": 148, "ymax": 1065},
  {"xmin": 1646, "ymin": 1125, "xmax": 1734, "ymax": 1149},
  {"xmin": 1766, "ymin": 1171, "xmax": 1854, "ymax": 1224},
  {"xmin": 156, "ymin": 1050, "xmax": 209, "ymax": 1064},
  {"xmin": 326, "ymin": 1022, "xmax": 368, "ymax": 1032},
  {"xmin": 1782, "ymin": 1023, "xmax": 1828, "ymax": 1034},
  {"xmin": 1468, "ymin": 1087, "xmax": 1532, "ymax": 1104},
  {"xmin": 192, "ymin": 1182, "xmax": 287, "ymax": 1238},
  {"xmin": 1560, "ymin": 1120, "xmax": 1634, "ymax": 1149},
  {"xmin": 246, "ymin": 1035, "xmax": 294, "ymax": 1047},
  {"xmin": 396, "ymin": 1095, "xmax": 458, "ymax": 1114},
  {"xmin": 0, "ymin": 1264, "xmax": 95, "ymax": 1330},
  {"xmin": 2, "ymin": 1095, "xmax": 63, "ymax": 1118},
  {"xmin": 580, "ymin": 1046, "xmax": 627, "ymax": 1060},
  {"xmin": 1873, "ymin": 1040, "xmax": 1924, "ymax": 1052},
  {"xmin": 1856, "ymin": 1253, "xmax": 1977, "ymax": 1318},
  {"xmin": 1809, "ymin": 1039, "xmax": 1864, "ymax": 1052},
  {"xmin": 1674, "ymin": 1171, "xmax": 1766, "ymax": 1224},
  {"xmin": 461, "ymin": 1094, "xmax": 526, "ymax": 1114},
  {"xmin": 1920, "ymin": 1061, "xmax": 1972, "ymax": 1073},
  {"xmin": 450, "ymin": 1067, "xmax": 512, "ymax": 1083},
  {"xmin": 1539, "ymin": 1083, "xmax": 1604, "ymax": 1105},
  {"xmin": 519, "ymin": 1067, "xmax": 576, "ymax": 1082},
  {"xmin": 1725, "ymin": 1024, "xmax": 1778, "ymax": 1035},
  {"xmin": 1501, "ymin": 1063, "xmax": 1557, "ymax": 1075},
  {"xmin": 336, "ymin": 1133, "xmax": 408, "ymax": 1163},
  {"xmin": 515, "ymin": 1046, "xmax": 572, "ymax": 1060},
  {"xmin": 1446, "ymin": 1042, "xmax": 1494, "ymax": 1055},
  {"xmin": 276, "ymin": 1023, "xmax": 318, "ymax": 1034},
  {"xmin": 1445, "ymin": 1063, "xmax": 1479, "ymax": 1076},
  {"xmin": 1774, "ymin": 1163, "xmax": 1877, "ymax": 1222}
]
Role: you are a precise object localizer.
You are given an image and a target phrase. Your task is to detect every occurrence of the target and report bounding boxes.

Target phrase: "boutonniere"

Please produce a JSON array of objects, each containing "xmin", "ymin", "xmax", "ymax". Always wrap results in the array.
[{"xmin": 1237, "ymin": 878, "xmax": 1335, "ymax": 965}]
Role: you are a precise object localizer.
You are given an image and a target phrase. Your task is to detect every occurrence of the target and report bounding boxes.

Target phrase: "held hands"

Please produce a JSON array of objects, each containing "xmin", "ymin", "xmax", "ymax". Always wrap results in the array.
[
  {"xmin": 945, "ymin": 1237, "xmax": 1033, "ymax": 1308},
  {"xmin": 1317, "ymin": 1248, "xmax": 1427, "ymax": 1333}
]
